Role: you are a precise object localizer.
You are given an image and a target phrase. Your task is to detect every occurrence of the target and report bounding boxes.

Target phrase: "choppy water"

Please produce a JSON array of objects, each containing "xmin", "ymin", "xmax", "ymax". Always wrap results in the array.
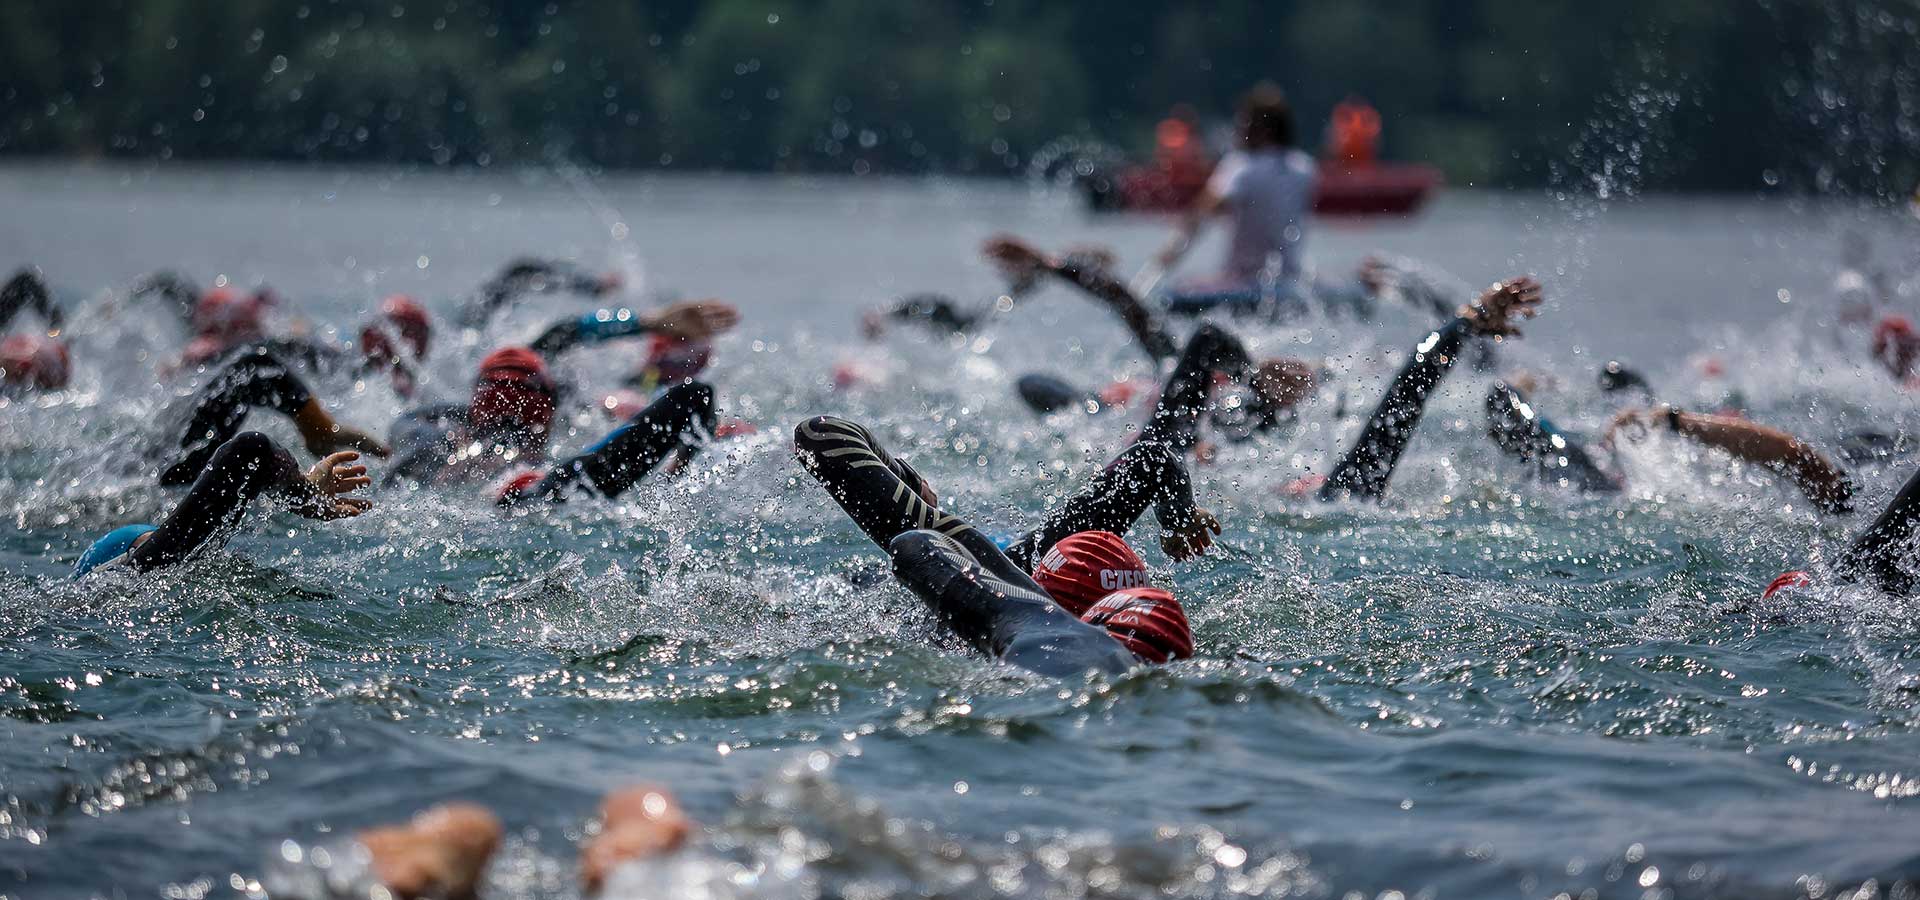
[{"xmin": 4, "ymin": 163, "xmax": 1920, "ymax": 900}]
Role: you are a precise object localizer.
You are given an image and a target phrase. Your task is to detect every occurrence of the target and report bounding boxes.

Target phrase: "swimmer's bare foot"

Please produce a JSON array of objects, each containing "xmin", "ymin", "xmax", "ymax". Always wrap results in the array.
[
  {"xmin": 580, "ymin": 785, "xmax": 692, "ymax": 895},
  {"xmin": 357, "ymin": 802, "xmax": 502, "ymax": 900}
]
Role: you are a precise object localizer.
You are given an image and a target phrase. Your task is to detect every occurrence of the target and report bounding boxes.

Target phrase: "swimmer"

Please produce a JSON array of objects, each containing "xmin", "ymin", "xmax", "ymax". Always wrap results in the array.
[
  {"xmin": 356, "ymin": 295, "xmax": 433, "ymax": 397},
  {"xmin": 156, "ymin": 347, "xmax": 390, "ymax": 486},
  {"xmin": 795, "ymin": 416, "xmax": 1197, "ymax": 675},
  {"xmin": 382, "ymin": 347, "xmax": 716, "ymax": 506},
  {"xmin": 1500, "ymin": 359, "xmax": 1868, "ymax": 506},
  {"xmin": 0, "ymin": 268, "xmax": 70, "ymax": 392},
  {"xmin": 72, "ymin": 433, "xmax": 370, "ymax": 578},
  {"xmin": 1757, "ymin": 465, "xmax": 1920, "ymax": 606},
  {"xmin": 269, "ymin": 785, "xmax": 690, "ymax": 899}
]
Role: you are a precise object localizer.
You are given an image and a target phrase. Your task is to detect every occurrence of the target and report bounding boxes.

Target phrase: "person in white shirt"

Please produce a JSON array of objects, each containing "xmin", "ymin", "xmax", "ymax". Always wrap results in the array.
[{"xmin": 1155, "ymin": 83, "xmax": 1319, "ymax": 317}]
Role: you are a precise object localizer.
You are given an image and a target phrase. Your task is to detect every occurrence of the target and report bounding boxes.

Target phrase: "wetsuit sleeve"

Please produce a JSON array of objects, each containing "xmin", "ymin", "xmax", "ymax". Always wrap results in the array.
[
  {"xmin": 1050, "ymin": 259, "xmax": 1179, "ymax": 362},
  {"xmin": 1838, "ymin": 466, "xmax": 1920, "ymax": 595},
  {"xmin": 1483, "ymin": 383, "xmax": 1623, "ymax": 493},
  {"xmin": 888, "ymin": 530, "xmax": 1135, "ymax": 677},
  {"xmin": 517, "ymin": 382, "xmax": 715, "ymax": 503},
  {"xmin": 529, "ymin": 309, "xmax": 661, "ymax": 357},
  {"xmin": 795, "ymin": 415, "xmax": 1137, "ymax": 675},
  {"xmin": 131, "ymin": 432, "xmax": 325, "ymax": 571},
  {"xmin": 886, "ymin": 294, "xmax": 981, "ymax": 335},
  {"xmin": 1320, "ymin": 318, "xmax": 1471, "ymax": 501},
  {"xmin": 461, "ymin": 259, "xmax": 606, "ymax": 327},
  {"xmin": 1005, "ymin": 440, "xmax": 1195, "ymax": 572},
  {"xmin": 0, "ymin": 269, "xmax": 61, "ymax": 331},
  {"xmin": 131, "ymin": 271, "xmax": 201, "ymax": 324},
  {"xmin": 1139, "ymin": 323, "xmax": 1254, "ymax": 450},
  {"xmin": 160, "ymin": 348, "xmax": 315, "ymax": 486}
]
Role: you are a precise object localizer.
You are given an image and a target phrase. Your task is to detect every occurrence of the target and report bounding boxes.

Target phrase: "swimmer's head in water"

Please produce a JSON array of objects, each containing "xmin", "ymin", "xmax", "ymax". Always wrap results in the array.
[
  {"xmin": 1034, "ymin": 531, "xmax": 1149, "ymax": 617},
  {"xmin": 492, "ymin": 468, "xmax": 546, "ymax": 506},
  {"xmin": 469, "ymin": 347, "xmax": 556, "ymax": 451},
  {"xmin": 1598, "ymin": 360, "xmax": 1653, "ymax": 395},
  {"xmin": 1251, "ymin": 358, "xmax": 1316, "ymax": 409},
  {"xmin": 1761, "ymin": 570, "xmax": 1814, "ymax": 602},
  {"xmin": 1873, "ymin": 315, "xmax": 1920, "ymax": 379},
  {"xmin": 1082, "ymin": 586, "xmax": 1194, "ymax": 663},
  {"xmin": 0, "ymin": 334, "xmax": 71, "ymax": 389},
  {"xmin": 191, "ymin": 287, "xmax": 271, "ymax": 344},
  {"xmin": 362, "ymin": 295, "xmax": 432, "ymax": 361},
  {"xmin": 72, "ymin": 524, "xmax": 156, "ymax": 579},
  {"xmin": 641, "ymin": 334, "xmax": 712, "ymax": 384}
]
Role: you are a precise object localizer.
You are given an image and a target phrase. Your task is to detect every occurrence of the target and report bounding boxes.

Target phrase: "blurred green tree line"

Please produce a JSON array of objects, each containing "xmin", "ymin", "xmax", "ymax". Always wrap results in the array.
[{"xmin": 0, "ymin": 0, "xmax": 1913, "ymax": 195}]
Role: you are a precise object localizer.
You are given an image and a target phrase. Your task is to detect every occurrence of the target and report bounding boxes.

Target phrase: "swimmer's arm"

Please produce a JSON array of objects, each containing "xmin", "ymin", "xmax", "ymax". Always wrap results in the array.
[
  {"xmin": 1321, "ymin": 277, "xmax": 1543, "ymax": 500},
  {"xmin": 981, "ymin": 235, "xmax": 1177, "ymax": 361},
  {"xmin": 1839, "ymin": 466, "xmax": 1920, "ymax": 594},
  {"xmin": 1668, "ymin": 411, "xmax": 1856, "ymax": 514},
  {"xmin": 1320, "ymin": 318, "xmax": 1470, "ymax": 500},
  {"xmin": 0, "ymin": 268, "xmax": 60, "ymax": 331},
  {"xmin": 1154, "ymin": 188, "xmax": 1226, "ymax": 270},
  {"xmin": 530, "ymin": 300, "xmax": 740, "ymax": 357}
]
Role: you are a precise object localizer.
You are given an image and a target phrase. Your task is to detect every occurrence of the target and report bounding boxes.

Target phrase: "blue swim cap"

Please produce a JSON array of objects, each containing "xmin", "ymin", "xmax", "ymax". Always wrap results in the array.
[
  {"xmin": 988, "ymin": 531, "xmax": 1021, "ymax": 552},
  {"xmin": 72, "ymin": 524, "xmax": 156, "ymax": 579}
]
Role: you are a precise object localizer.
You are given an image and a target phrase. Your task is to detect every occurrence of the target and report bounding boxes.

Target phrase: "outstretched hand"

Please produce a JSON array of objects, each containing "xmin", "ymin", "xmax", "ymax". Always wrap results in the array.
[
  {"xmin": 1162, "ymin": 507, "xmax": 1222, "ymax": 561},
  {"xmin": 1460, "ymin": 275, "xmax": 1543, "ymax": 337},
  {"xmin": 645, "ymin": 299, "xmax": 740, "ymax": 342},
  {"xmin": 301, "ymin": 451, "xmax": 373, "ymax": 520}
]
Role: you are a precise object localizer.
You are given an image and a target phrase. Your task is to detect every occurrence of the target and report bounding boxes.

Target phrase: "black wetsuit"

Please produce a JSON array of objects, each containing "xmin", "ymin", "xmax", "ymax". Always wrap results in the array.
[
  {"xmin": 1, "ymin": 269, "xmax": 62, "ymax": 332},
  {"xmin": 382, "ymin": 382, "xmax": 713, "ymax": 503},
  {"xmin": 794, "ymin": 415, "xmax": 1138, "ymax": 676},
  {"xmin": 1483, "ymin": 382, "xmax": 1624, "ymax": 494},
  {"xmin": 1840, "ymin": 467, "xmax": 1920, "ymax": 595},
  {"xmin": 134, "ymin": 432, "xmax": 336, "ymax": 571},
  {"xmin": 160, "ymin": 348, "xmax": 314, "ymax": 486},
  {"xmin": 1320, "ymin": 318, "xmax": 1476, "ymax": 501},
  {"xmin": 507, "ymin": 382, "xmax": 715, "ymax": 504},
  {"xmin": 456, "ymin": 258, "xmax": 609, "ymax": 328}
]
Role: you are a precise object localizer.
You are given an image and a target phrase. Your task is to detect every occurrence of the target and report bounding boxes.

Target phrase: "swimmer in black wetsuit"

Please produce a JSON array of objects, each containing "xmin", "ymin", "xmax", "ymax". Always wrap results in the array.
[
  {"xmin": 794, "ymin": 416, "xmax": 1198, "ymax": 676},
  {"xmin": 379, "ymin": 346, "xmax": 717, "ymax": 506},
  {"xmin": 73, "ymin": 433, "xmax": 370, "ymax": 578},
  {"xmin": 157, "ymin": 347, "xmax": 391, "ymax": 486}
]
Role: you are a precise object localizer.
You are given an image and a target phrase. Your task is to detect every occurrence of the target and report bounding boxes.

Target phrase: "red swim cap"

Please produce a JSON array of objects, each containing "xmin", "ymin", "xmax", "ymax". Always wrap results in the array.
[
  {"xmin": 192, "ymin": 287, "xmax": 270, "ymax": 343},
  {"xmin": 360, "ymin": 296, "xmax": 433, "ymax": 368},
  {"xmin": 493, "ymin": 468, "xmax": 546, "ymax": 505},
  {"xmin": 469, "ymin": 346, "xmax": 556, "ymax": 446},
  {"xmin": 1761, "ymin": 570, "xmax": 1813, "ymax": 601},
  {"xmin": 1034, "ymin": 531, "xmax": 1149, "ymax": 617},
  {"xmin": 384, "ymin": 295, "xmax": 432, "ymax": 358},
  {"xmin": 1875, "ymin": 315, "xmax": 1920, "ymax": 379},
  {"xmin": 0, "ymin": 334, "xmax": 70, "ymax": 389},
  {"xmin": 1081, "ymin": 586, "xmax": 1194, "ymax": 663},
  {"xmin": 643, "ymin": 335, "xmax": 712, "ymax": 383}
]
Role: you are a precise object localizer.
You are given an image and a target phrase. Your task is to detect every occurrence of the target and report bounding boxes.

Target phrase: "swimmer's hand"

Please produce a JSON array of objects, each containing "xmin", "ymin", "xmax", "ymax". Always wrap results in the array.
[
  {"xmin": 644, "ymin": 299, "xmax": 740, "ymax": 342},
  {"xmin": 301, "ymin": 451, "xmax": 373, "ymax": 519},
  {"xmin": 358, "ymin": 803, "xmax": 501, "ymax": 900},
  {"xmin": 1603, "ymin": 404, "xmax": 1673, "ymax": 448},
  {"xmin": 1162, "ymin": 507, "xmax": 1222, "ymax": 561},
  {"xmin": 1460, "ymin": 275, "xmax": 1543, "ymax": 337},
  {"xmin": 580, "ymin": 785, "xmax": 692, "ymax": 895}
]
